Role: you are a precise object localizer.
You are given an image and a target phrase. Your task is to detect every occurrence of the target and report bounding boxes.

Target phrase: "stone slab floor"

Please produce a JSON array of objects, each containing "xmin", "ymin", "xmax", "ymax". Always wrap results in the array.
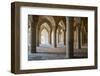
[{"xmin": 28, "ymin": 48, "xmax": 87, "ymax": 61}]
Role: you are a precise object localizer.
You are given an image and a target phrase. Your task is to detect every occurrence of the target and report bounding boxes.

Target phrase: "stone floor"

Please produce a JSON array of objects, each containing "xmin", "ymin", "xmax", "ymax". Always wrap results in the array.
[{"xmin": 28, "ymin": 48, "xmax": 87, "ymax": 61}]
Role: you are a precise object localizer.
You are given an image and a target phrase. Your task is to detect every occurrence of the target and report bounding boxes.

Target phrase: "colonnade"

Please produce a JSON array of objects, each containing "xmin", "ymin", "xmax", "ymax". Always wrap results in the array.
[{"xmin": 28, "ymin": 15, "xmax": 87, "ymax": 58}]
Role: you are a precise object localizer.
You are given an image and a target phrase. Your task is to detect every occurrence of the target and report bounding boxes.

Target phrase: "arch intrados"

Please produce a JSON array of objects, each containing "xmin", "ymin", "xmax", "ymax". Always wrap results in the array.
[
  {"xmin": 40, "ymin": 27, "xmax": 49, "ymax": 34},
  {"xmin": 38, "ymin": 16, "xmax": 55, "ymax": 27},
  {"xmin": 41, "ymin": 16, "xmax": 55, "ymax": 26},
  {"xmin": 58, "ymin": 20, "xmax": 65, "ymax": 29},
  {"xmin": 38, "ymin": 20, "xmax": 52, "ymax": 30},
  {"xmin": 40, "ymin": 22, "xmax": 51, "ymax": 31}
]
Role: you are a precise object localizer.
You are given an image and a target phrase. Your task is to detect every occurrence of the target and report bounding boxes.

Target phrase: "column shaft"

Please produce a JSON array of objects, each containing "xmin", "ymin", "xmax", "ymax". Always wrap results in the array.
[
  {"xmin": 66, "ymin": 17, "xmax": 74, "ymax": 58},
  {"xmin": 77, "ymin": 24, "xmax": 81, "ymax": 49},
  {"xmin": 31, "ymin": 17, "xmax": 36, "ymax": 53}
]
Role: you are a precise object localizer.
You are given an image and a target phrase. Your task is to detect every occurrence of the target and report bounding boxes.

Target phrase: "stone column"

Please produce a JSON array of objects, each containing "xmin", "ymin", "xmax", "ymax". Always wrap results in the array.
[
  {"xmin": 76, "ymin": 18, "xmax": 81, "ymax": 49},
  {"xmin": 36, "ymin": 25, "xmax": 39, "ymax": 47},
  {"xmin": 56, "ymin": 30, "xmax": 59, "ymax": 47},
  {"xmin": 64, "ymin": 30, "xmax": 66, "ymax": 45},
  {"xmin": 77, "ymin": 23, "xmax": 81, "ymax": 49},
  {"xmin": 54, "ymin": 29, "xmax": 57, "ymax": 48},
  {"xmin": 31, "ymin": 16, "xmax": 36, "ymax": 53},
  {"xmin": 66, "ymin": 17, "xmax": 74, "ymax": 58},
  {"xmin": 49, "ymin": 32, "xmax": 52, "ymax": 44}
]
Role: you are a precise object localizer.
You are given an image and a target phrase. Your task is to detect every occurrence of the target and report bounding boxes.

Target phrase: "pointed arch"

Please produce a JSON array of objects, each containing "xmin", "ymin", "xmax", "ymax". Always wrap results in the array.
[
  {"xmin": 38, "ymin": 22, "xmax": 52, "ymax": 47},
  {"xmin": 40, "ymin": 28, "xmax": 49, "ymax": 45},
  {"xmin": 56, "ymin": 19, "xmax": 66, "ymax": 47},
  {"xmin": 36, "ymin": 16, "xmax": 56, "ymax": 47}
]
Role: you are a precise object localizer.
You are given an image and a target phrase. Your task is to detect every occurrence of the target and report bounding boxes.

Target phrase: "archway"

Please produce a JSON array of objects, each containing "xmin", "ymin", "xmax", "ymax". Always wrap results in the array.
[
  {"xmin": 40, "ymin": 28, "xmax": 49, "ymax": 45},
  {"xmin": 56, "ymin": 20, "xmax": 66, "ymax": 47},
  {"xmin": 59, "ymin": 29, "xmax": 64, "ymax": 44},
  {"xmin": 39, "ymin": 22, "xmax": 51, "ymax": 47},
  {"xmin": 80, "ymin": 18, "xmax": 88, "ymax": 48},
  {"xmin": 36, "ymin": 16, "xmax": 56, "ymax": 47}
]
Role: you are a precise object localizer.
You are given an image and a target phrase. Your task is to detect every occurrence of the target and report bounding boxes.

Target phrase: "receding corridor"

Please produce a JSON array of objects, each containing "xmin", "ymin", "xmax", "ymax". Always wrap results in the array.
[{"xmin": 28, "ymin": 15, "xmax": 88, "ymax": 60}]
